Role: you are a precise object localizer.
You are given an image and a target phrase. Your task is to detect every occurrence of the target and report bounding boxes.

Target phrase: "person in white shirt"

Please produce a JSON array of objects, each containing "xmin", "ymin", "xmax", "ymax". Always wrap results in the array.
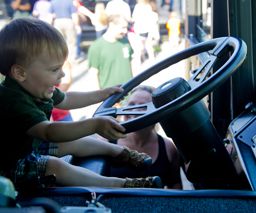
[{"xmin": 32, "ymin": 0, "xmax": 53, "ymax": 24}]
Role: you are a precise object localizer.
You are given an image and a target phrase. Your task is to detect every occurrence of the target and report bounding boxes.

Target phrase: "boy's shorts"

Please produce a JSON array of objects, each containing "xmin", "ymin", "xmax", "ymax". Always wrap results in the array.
[{"xmin": 13, "ymin": 141, "xmax": 58, "ymax": 189}]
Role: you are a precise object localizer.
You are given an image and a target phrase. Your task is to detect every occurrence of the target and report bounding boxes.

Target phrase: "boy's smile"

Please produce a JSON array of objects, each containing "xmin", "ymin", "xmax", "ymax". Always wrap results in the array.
[{"xmin": 16, "ymin": 50, "xmax": 66, "ymax": 100}]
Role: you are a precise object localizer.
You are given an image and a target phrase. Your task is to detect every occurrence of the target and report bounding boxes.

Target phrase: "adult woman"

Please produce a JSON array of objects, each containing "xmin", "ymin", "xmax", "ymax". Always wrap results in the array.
[{"xmin": 110, "ymin": 86, "xmax": 182, "ymax": 189}]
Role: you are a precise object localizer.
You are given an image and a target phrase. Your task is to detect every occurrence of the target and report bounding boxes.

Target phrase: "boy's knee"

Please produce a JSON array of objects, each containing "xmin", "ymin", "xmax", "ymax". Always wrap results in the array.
[{"xmin": 46, "ymin": 156, "xmax": 67, "ymax": 175}]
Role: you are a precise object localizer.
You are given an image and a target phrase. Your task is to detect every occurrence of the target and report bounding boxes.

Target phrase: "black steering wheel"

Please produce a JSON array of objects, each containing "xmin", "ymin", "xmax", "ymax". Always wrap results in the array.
[{"xmin": 94, "ymin": 37, "xmax": 247, "ymax": 133}]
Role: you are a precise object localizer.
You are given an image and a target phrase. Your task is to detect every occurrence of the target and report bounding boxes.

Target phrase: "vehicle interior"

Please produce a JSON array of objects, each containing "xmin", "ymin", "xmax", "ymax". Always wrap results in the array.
[{"xmin": 0, "ymin": 0, "xmax": 256, "ymax": 212}]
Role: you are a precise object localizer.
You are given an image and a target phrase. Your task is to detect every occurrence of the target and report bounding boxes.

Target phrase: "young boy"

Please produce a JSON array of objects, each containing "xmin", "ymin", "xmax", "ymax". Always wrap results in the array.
[{"xmin": 0, "ymin": 18, "xmax": 162, "ymax": 190}]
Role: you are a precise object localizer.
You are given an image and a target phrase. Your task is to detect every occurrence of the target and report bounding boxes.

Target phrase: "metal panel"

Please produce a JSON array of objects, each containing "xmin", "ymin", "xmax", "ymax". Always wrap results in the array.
[
  {"xmin": 229, "ymin": 0, "xmax": 256, "ymax": 118},
  {"xmin": 211, "ymin": 0, "xmax": 256, "ymax": 137}
]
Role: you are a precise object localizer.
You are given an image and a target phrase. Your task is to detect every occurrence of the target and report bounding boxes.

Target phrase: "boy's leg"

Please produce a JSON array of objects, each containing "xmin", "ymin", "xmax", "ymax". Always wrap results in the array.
[
  {"xmin": 12, "ymin": 154, "xmax": 162, "ymax": 189},
  {"xmin": 46, "ymin": 156, "xmax": 125, "ymax": 187},
  {"xmin": 46, "ymin": 156, "xmax": 162, "ymax": 188},
  {"xmin": 13, "ymin": 153, "xmax": 124, "ymax": 188},
  {"xmin": 55, "ymin": 136, "xmax": 152, "ymax": 167},
  {"xmin": 56, "ymin": 136, "xmax": 123, "ymax": 157}
]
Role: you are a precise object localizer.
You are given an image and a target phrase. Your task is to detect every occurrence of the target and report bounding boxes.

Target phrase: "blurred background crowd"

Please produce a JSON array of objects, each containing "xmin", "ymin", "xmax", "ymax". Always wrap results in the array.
[
  {"xmin": 0, "ymin": 0, "xmax": 186, "ymax": 120},
  {"xmin": 0, "ymin": 0, "xmax": 185, "ymax": 64}
]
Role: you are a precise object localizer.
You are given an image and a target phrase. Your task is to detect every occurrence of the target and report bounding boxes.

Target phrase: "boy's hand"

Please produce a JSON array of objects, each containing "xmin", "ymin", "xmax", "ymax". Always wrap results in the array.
[
  {"xmin": 102, "ymin": 85, "xmax": 124, "ymax": 100},
  {"xmin": 94, "ymin": 116, "xmax": 126, "ymax": 140}
]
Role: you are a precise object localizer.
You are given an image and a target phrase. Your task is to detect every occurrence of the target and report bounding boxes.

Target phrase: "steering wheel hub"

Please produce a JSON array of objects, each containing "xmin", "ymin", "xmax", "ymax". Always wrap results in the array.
[{"xmin": 152, "ymin": 77, "xmax": 191, "ymax": 108}]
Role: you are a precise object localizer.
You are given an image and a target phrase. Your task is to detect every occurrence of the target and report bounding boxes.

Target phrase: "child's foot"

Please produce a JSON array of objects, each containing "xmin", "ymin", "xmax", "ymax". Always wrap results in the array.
[
  {"xmin": 124, "ymin": 176, "xmax": 163, "ymax": 188},
  {"xmin": 116, "ymin": 146, "xmax": 152, "ymax": 168}
]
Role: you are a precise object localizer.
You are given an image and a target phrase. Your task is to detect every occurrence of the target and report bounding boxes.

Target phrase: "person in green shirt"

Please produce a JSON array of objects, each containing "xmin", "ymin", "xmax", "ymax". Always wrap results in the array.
[
  {"xmin": 0, "ymin": 18, "xmax": 162, "ymax": 190},
  {"xmin": 88, "ymin": 14, "xmax": 133, "ymax": 89}
]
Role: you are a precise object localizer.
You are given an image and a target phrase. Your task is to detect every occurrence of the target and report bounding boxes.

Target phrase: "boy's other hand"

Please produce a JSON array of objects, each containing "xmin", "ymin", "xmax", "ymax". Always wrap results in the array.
[{"xmin": 102, "ymin": 85, "xmax": 124, "ymax": 100}]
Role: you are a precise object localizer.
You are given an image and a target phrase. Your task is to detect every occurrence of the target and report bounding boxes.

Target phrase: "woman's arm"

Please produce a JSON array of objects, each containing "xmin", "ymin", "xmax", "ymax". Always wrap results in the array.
[{"xmin": 164, "ymin": 138, "xmax": 183, "ymax": 189}]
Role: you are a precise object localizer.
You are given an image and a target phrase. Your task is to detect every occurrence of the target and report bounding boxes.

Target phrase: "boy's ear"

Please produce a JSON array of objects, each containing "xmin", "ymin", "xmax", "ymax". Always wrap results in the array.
[{"xmin": 10, "ymin": 64, "xmax": 27, "ymax": 82}]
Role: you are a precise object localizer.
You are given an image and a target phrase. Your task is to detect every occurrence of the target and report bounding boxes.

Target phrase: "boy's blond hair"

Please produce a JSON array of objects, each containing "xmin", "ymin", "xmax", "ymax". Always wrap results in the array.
[{"xmin": 0, "ymin": 18, "xmax": 68, "ymax": 76}]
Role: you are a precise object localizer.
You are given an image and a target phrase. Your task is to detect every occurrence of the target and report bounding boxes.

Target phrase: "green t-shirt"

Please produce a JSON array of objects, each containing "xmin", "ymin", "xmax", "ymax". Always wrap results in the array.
[
  {"xmin": 0, "ymin": 77, "xmax": 65, "ymax": 171},
  {"xmin": 88, "ymin": 37, "xmax": 133, "ymax": 89}
]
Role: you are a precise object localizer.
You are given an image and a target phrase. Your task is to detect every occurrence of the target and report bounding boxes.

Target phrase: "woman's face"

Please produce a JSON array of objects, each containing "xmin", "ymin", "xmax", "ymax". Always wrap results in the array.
[
  {"xmin": 18, "ymin": 49, "xmax": 66, "ymax": 100},
  {"xmin": 124, "ymin": 89, "xmax": 152, "ymax": 121}
]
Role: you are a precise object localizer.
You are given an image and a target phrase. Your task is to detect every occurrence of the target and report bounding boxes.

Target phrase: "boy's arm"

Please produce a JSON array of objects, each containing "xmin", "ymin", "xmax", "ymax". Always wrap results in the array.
[
  {"xmin": 55, "ymin": 65, "xmax": 123, "ymax": 110},
  {"xmin": 27, "ymin": 116, "xmax": 126, "ymax": 142},
  {"xmin": 55, "ymin": 85, "xmax": 123, "ymax": 110}
]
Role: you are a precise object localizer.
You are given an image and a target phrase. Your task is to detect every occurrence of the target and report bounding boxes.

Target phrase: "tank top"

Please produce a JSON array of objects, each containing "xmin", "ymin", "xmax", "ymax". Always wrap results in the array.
[{"xmin": 110, "ymin": 135, "xmax": 178, "ymax": 187}]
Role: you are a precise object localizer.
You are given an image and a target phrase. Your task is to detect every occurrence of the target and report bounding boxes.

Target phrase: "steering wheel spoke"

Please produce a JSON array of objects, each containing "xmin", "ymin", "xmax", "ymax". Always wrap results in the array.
[
  {"xmin": 188, "ymin": 55, "xmax": 218, "ymax": 88},
  {"xmin": 95, "ymin": 102, "xmax": 156, "ymax": 118},
  {"xmin": 117, "ymin": 102, "xmax": 156, "ymax": 116}
]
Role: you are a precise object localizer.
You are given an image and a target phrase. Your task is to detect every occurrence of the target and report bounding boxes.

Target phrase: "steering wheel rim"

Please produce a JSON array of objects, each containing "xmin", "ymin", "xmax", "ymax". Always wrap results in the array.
[{"xmin": 94, "ymin": 37, "xmax": 247, "ymax": 133}]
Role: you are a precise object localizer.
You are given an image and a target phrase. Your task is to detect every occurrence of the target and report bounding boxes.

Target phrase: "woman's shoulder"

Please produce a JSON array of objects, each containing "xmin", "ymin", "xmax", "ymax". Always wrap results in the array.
[{"xmin": 159, "ymin": 135, "xmax": 178, "ymax": 161}]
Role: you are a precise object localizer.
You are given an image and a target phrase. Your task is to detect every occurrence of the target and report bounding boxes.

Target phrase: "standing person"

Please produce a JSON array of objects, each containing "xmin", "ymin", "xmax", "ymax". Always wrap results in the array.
[
  {"xmin": 88, "ymin": 14, "xmax": 133, "ymax": 90},
  {"xmin": 73, "ymin": 0, "xmax": 108, "ymax": 60},
  {"xmin": 0, "ymin": 18, "xmax": 163, "ymax": 190},
  {"xmin": 168, "ymin": 0, "xmax": 174, "ymax": 12},
  {"xmin": 50, "ymin": 0, "xmax": 78, "ymax": 112},
  {"xmin": 75, "ymin": 1, "xmax": 108, "ymax": 39},
  {"xmin": 4, "ymin": 0, "xmax": 14, "ymax": 18},
  {"xmin": 32, "ymin": 0, "xmax": 53, "ymax": 24},
  {"xmin": 111, "ymin": 86, "xmax": 182, "ymax": 189},
  {"xmin": 131, "ymin": 0, "xmax": 157, "ymax": 65},
  {"xmin": 166, "ymin": 11, "xmax": 181, "ymax": 48},
  {"xmin": 50, "ymin": 0, "xmax": 78, "ymax": 63},
  {"xmin": 147, "ymin": 0, "xmax": 160, "ymax": 58},
  {"xmin": 93, "ymin": 2, "xmax": 108, "ymax": 38},
  {"xmin": 11, "ymin": 0, "xmax": 31, "ymax": 19}
]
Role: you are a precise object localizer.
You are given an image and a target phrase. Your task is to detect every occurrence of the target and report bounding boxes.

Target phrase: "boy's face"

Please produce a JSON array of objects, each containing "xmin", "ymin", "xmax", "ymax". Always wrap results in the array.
[{"xmin": 18, "ymin": 50, "xmax": 65, "ymax": 100}]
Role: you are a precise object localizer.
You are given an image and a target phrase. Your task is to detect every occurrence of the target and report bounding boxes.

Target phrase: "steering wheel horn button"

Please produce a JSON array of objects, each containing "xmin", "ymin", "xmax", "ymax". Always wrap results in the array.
[{"xmin": 152, "ymin": 77, "xmax": 191, "ymax": 108}]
